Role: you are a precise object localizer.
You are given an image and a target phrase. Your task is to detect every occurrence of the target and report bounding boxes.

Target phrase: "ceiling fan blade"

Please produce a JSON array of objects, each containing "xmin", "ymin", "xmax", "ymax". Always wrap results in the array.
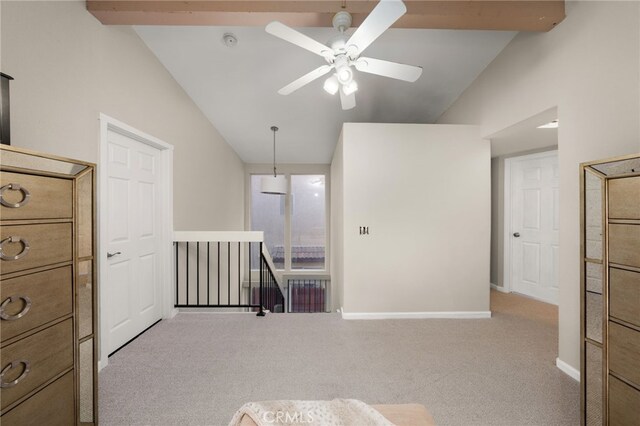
[
  {"xmin": 278, "ymin": 65, "xmax": 333, "ymax": 95},
  {"xmin": 355, "ymin": 57, "xmax": 422, "ymax": 82},
  {"xmin": 340, "ymin": 89, "xmax": 356, "ymax": 110},
  {"xmin": 266, "ymin": 21, "xmax": 335, "ymax": 59},
  {"xmin": 346, "ymin": 0, "xmax": 406, "ymax": 55}
]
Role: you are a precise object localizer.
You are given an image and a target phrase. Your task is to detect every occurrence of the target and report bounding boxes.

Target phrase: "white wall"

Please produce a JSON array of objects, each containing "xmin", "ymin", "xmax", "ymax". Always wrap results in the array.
[
  {"xmin": 330, "ymin": 133, "xmax": 344, "ymax": 311},
  {"xmin": 334, "ymin": 123, "xmax": 490, "ymax": 314},
  {"xmin": 1, "ymin": 1, "xmax": 245, "ymax": 231},
  {"xmin": 438, "ymin": 1, "xmax": 640, "ymax": 370}
]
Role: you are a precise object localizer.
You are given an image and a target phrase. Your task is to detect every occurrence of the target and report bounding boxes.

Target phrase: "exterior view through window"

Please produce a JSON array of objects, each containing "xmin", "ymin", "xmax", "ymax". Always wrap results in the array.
[
  {"xmin": 291, "ymin": 175, "xmax": 325, "ymax": 270},
  {"xmin": 250, "ymin": 174, "xmax": 326, "ymax": 271},
  {"xmin": 251, "ymin": 175, "xmax": 285, "ymax": 269}
]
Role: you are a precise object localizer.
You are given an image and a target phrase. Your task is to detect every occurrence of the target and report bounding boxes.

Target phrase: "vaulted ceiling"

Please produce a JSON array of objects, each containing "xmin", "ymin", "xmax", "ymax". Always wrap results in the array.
[{"xmin": 90, "ymin": 1, "xmax": 565, "ymax": 163}]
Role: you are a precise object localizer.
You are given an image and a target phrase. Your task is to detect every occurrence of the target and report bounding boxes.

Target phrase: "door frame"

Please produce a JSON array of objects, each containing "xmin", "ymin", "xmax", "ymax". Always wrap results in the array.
[
  {"xmin": 98, "ymin": 113, "xmax": 174, "ymax": 370},
  {"xmin": 503, "ymin": 149, "xmax": 558, "ymax": 296}
]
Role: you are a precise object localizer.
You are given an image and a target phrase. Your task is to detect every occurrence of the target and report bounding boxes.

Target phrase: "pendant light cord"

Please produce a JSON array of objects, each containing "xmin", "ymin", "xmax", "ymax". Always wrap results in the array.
[{"xmin": 271, "ymin": 126, "xmax": 279, "ymax": 177}]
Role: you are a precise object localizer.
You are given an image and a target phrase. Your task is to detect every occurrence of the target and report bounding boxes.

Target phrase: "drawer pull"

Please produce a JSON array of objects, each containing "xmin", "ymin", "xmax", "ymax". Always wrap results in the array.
[
  {"xmin": 0, "ymin": 295, "xmax": 32, "ymax": 321},
  {"xmin": 0, "ymin": 360, "xmax": 31, "ymax": 388},
  {"xmin": 0, "ymin": 236, "xmax": 30, "ymax": 261},
  {"xmin": 0, "ymin": 183, "xmax": 31, "ymax": 208}
]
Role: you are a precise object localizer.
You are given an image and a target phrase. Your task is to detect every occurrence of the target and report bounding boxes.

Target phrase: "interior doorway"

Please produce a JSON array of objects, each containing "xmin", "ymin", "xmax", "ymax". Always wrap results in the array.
[
  {"xmin": 98, "ymin": 114, "xmax": 174, "ymax": 369},
  {"xmin": 488, "ymin": 108, "xmax": 575, "ymax": 378},
  {"xmin": 486, "ymin": 107, "xmax": 559, "ymax": 305}
]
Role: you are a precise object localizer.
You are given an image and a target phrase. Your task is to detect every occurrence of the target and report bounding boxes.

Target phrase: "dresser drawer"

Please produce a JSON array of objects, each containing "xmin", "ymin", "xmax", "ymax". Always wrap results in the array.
[
  {"xmin": 0, "ymin": 172, "xmax": 72, "ymax": 220},
  {"xmin": 0, "ymin": 223, "xmax": 72, "ymax": 275},
  {"xmin": 609, "ymin": 176, "xmax": 640, "ymax": 220},
  {"xmin": 1, "ymin": 266, "xmax": 73, "ymax": 342},
  {"xmin": 609, "ymin": 321, "xmax": 640, "ymax": 387},
  {"xmin": 0, "ymin": 371, "xmax": 74, "ymax": 425},
  {"xmin": 609, "ymin": 375, "xmax": 640, "ymax": 426},
  {"xmin": 609, "ymin": 224, "xmax": 640, "ymax": 268},
  {"xmin": 0, "ymin": 319, "xmax": 73, "ymax": 410},
  {"xmin": 610, "ymin": 267, "xmax": 640, "ymax": 327}
]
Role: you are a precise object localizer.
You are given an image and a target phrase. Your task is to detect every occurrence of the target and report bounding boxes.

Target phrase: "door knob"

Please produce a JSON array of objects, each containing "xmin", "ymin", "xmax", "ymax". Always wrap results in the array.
[
  {"xmin": 513, "ymin": 232, "xmax": 520, "ymax": 238},
  {"xmin": 107, "ymin": 251, "xmax": 121, "ymax": 258}
]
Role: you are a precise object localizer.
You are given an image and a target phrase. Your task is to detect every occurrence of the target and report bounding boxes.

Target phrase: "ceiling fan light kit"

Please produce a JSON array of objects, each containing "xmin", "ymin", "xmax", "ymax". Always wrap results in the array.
[
  {"xmin": 323, "ymin": 75, "xmax": 340, "ymax": 95},
  {"xmin": 343, "ymin": 80, "xmax": 358, "ymax": 96},
  {"xmin": 265, "ymin": 0, "xmax": 422, "ymax": 110}
]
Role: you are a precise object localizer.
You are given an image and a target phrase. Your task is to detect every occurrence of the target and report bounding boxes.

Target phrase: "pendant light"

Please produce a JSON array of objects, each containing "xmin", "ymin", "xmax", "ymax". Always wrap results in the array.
[{"xmin": 261, "ymin": 126, "xmax": 287, "ymax": 194}]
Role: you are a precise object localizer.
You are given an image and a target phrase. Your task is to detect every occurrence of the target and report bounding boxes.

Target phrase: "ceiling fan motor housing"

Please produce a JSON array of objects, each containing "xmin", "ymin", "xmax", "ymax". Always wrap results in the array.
[
  {"xmin": 327, "ymin": 34, "xmax": 349, "ymax": 55},
  {"xmin": 332, "ymin": 11, "xmax": 352, "ymax": 32}
]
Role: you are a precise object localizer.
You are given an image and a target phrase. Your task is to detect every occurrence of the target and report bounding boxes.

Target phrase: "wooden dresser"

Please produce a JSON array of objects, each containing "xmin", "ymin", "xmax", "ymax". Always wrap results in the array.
[
  {"xmin": 0, "ymin": 145, "xmax": 97, "ymax": 425},
  {"xmin": 581, "ymin": 153, "xmax": 640, "ymax": 426}
]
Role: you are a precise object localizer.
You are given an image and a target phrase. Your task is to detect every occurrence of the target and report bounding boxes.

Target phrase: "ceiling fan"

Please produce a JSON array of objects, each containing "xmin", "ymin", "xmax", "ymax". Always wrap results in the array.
[{"xmin": 266, "ymin": 0, "xmax": 422, "ymax": 110}]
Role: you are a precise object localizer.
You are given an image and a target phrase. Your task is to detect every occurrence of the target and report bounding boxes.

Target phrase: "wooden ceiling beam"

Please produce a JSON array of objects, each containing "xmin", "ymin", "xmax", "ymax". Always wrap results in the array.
[{"xmin": 86, "ymin": 1, "xmax": 565, "ymax": 32}]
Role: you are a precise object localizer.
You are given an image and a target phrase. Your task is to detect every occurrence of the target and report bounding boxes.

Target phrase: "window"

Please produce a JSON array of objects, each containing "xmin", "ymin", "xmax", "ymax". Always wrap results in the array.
[
  {"xmin": 250, "ymin": 173, "xmax": 327, "ymax": 271},
  {"xmin": 291, "ymin": 175, "xmax": 325, "ymax": 270},
  {"xmin": 251, "ymin": 175, "xmax": 285, "ymax": 269}
]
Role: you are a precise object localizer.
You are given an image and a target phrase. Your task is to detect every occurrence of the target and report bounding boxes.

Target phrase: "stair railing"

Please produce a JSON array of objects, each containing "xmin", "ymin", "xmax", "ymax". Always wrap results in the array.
[{"xmin": 173, "ymin": 231, "xmax": 285, "ymax": 315}]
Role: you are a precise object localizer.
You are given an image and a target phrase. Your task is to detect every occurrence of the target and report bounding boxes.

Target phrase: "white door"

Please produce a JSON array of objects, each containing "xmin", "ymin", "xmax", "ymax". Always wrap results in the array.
[
  {"xmin": 106, "ymin": 129, "xmax": 163, "ymax": 354},
  {"xmin": 509, "ymin": 151, "xmax": 559, "ymax": 304}
]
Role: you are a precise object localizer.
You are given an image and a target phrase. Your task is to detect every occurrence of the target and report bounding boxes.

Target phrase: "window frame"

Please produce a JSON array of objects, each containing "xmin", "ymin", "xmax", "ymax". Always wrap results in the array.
[{"xmin": 245, "ymin": 164, "xmax": 330, "ymax": 275}]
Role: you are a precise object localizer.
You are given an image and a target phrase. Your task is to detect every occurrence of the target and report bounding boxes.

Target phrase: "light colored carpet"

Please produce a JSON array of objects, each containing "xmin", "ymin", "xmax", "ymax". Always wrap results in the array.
[{"xmin": 99, "ymin": 290, "xmax": 579, "ymax": 425}]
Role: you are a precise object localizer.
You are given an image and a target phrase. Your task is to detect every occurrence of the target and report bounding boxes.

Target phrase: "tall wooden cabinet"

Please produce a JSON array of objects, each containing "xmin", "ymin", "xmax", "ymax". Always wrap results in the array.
[
  {"xmin": 0, "ymin": 145, "xmax": 98, "ymax": 425},
  {"xmin": 581, "ymin": 153, "xmax": 640, "ymax": 426}
]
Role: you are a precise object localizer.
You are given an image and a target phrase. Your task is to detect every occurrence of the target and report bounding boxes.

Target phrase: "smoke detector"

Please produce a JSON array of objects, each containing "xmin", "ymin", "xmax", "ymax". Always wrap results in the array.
[{"xmin": 222, "ymin": 33, "xmax": 238, "ymax": 48}]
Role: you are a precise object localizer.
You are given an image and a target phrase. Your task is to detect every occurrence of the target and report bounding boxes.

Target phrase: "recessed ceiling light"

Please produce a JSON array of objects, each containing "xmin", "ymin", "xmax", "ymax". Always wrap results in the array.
[{"xmin": 537, "ymin": 119, "xmax": 559, "ymax": 129}]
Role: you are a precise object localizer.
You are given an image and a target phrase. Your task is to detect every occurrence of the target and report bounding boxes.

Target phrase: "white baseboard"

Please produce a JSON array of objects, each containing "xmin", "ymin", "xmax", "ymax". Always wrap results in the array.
[
  {"xmin": 490, "ymin": 283, "xmax": 509, "ymax": 293},
  {"xmin": 98, "ymin": 359, "xmax": 107, "ymax": 372},
  {"xmin": 342, "ymin": 311, "xmax": 492, "ymax": 320},
  {"xmin": 556, "ymin": 357, "xmax": 580, "ymax": 381},
  {"xmin": 168, "ymin": 308, "xmax": 179, "ymax": 319}
]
